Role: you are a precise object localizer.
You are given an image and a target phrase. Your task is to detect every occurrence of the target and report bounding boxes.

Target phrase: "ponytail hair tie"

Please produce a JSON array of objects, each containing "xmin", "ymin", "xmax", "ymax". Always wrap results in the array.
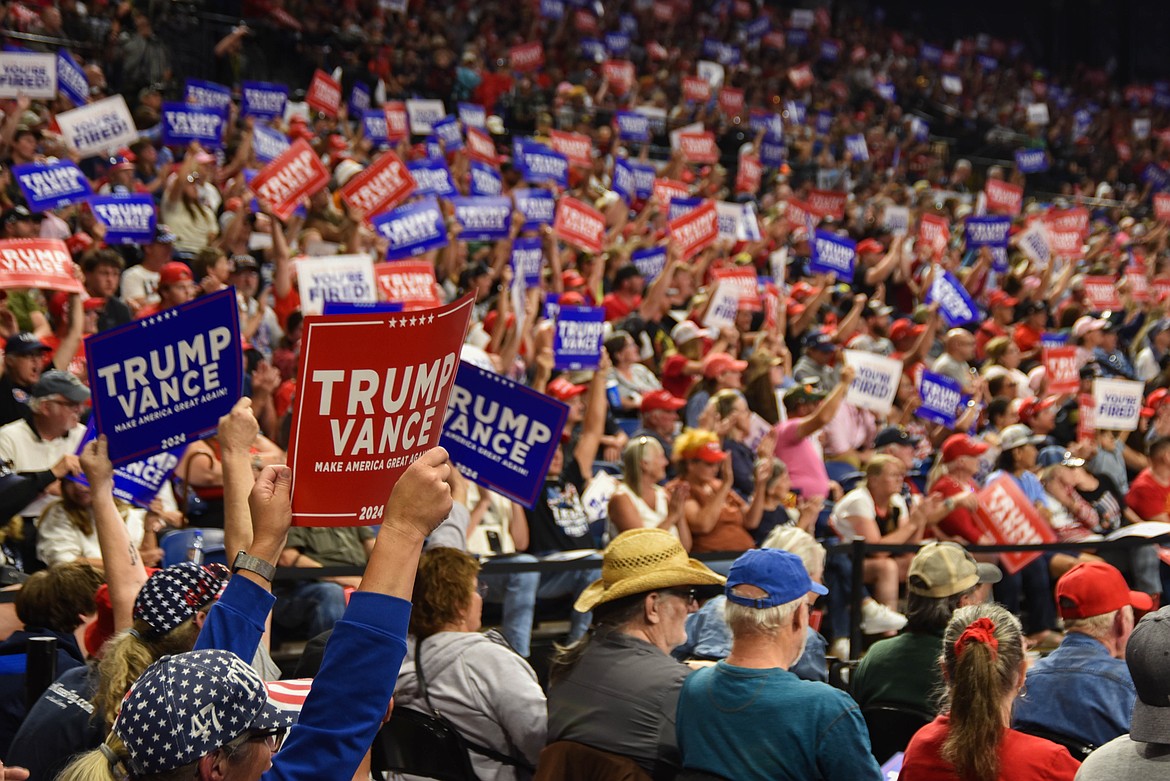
[{"xmin": 955, "ymin": 617, "xmax": 998, "ymax": 660}]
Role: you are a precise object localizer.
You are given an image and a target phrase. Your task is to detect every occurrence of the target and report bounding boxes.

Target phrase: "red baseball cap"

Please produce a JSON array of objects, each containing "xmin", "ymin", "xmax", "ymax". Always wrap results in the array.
[
  {"xmin": 682, "ymin": 440, "xmax": 726, "ymax": 463},
  {"xmin": 562, "ymin": 270, "xmax": 587, "ymax": 288},
  {"xmin": 890, "ymin": 318, "xmax": 925, "ymax": 343},
  {"xmin": 1019, "ymin": 395, "xmax": 1057, "ymax": 425},
  {"xmin": 988, "ymin": 290, "xmax": 1019, "ymax": 309},
  {"xmin": 702, "ymin": 352, "xmax": 748, "ymax": 379},
  {"xmin": 640, "ymin": 390, "xmax": 686, "ymax": 413},
  {"xmin": 159, "ymin": 262, "xmax": 194, "ymax": 286},
  {"xmin": 856, "ymin": 238, "xmax": 884, "ymax": 256},
  {"xmin": 1056, "ymin": 561, "xmax": 1153, "ymax": 619},
  {"xmin": 1142, "ymin": 388, "xmax": 1169, "ymax": 417},
  {"xmin": 559, "ymin": 292, "xmax": 586, "ymax": 306},
  {"xmin": 547, "ymin": 377, "xmax": 587, "ymax": 401},
  {"xmin": 941, "ymin": 433, "xmax": 990, "ymax": 463}
]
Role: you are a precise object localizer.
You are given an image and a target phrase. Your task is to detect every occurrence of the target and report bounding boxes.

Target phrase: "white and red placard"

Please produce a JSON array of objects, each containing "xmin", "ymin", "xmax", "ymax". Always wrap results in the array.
[
  {"xmin": 975, "ymin": 475, "xmax": 1057, "ymax": 574},
  {"xmin": 1043, "ymin": 346, "xmax": 1079, "ymax": 395},
  {"xmin": 1128, "ymin": 271, "xmax": 1151, "ymax": 302},
  {"xmin": 383, "ymin": 102, "xmax": 408, "ymax": 141},
  {"xmin": 306, "ymin": 69, "xmax": 341, "ymax": 117},
  {"xmin": 339, "ymin": 151, "xmax": 416, "ymax": 220},
  {"xmin": 1156, "ymin": 193, "xmax": 1170, "ymax": 223},
  {"xmin": 374, "ymin": 260, "xmax": 443, "ymax": 310},
  {"xmin": 676, "ymin": 131, "xmax": 719, "ymax": 164},
  {"xmin": 788, "ymin": 63, "xmax": 814, "ymax": 90},
  {"xmin": 1048, "ymin": 229, "xmax": 1083, "ymax": 259},
  {"xmin": 549, "ymin": 130, "xmax": 593, "ymax": 168},
  {"xmin": 985, "ymin": 179, "xmax": 1023, "ymax": 216},
  {"xmin": 248, "ymin": 138, "xmax": 330, "ymax": 221},
  {"xmin": 510, "ymin": 42, "xmax": 545, "ymax": 73},
  {"xmin": 602, "ymin": 59, "xmax": 635, "ymax": 95},
  {"xmin": 653, "ymin": 178, "xmax": 690, "ymax": 207},
  {"xmin": 465, "ymin": 127, "xmax": 498, "ymax": 165},
  {"xmin": 718, "ymin": 86, "xmax": 745, "ymax": 117},
  {"xmin": 0, "ymin": 239, "xmax": 82, "ymax": 293},
  {"xmin": 1083, "ymin": 275, "xmax": 1122, "ymax": 311},
  {"xmin": 807, "ymin": 189, "xmax": 846, "ymax": 220},
  {"xmin": 554, "ymin": 196, "xmax": 606, "ymax": 254},
  {"xmin": 918, "ymin": 213, "xmax": 951, "ymax": 259},
  {"xmin": 669, "ymin": 200, "xmax": 718, "ymax": 259},
  {"xmin": 683, "ymin": 76, "xmax": 712, "ymax": 103},
  {"xmin": 736, "ymin": 153, "xmax": 762, "ymax": 195},
  {"xmin": 1046, "ymin": 207, "xmax": 1089, "ymax": 237},
  {"xmin": 287, "ymin": 294, "xmax": 474, "ymax": 526}
]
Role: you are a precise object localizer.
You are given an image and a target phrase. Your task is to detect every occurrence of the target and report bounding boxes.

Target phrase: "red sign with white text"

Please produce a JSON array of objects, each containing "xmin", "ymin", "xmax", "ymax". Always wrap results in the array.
[
  {"xmin": 788, "ymin": 64, "xmax": 814, "ymax": 90},
  {"xmin": 1129, "ymin": 271, "xmax": 1150, "ymax": 302},
  {"xmin": 1043, "ymin": 347, "xmax": 1079, "ymax": 395},
  {"xmin": 677, "ymin": 131, "xmax": 718, "ymax": 164},
  {"xmin": 603, "ymin": 60, "xmax": 635, "ymax": 95},
  {"xmin": 974, "ymin": 475, "xmax": 1057, "ymax": 574},
  {"xmin": 554, "ymin": 197, "xmax": 606, "ymax": 254},
  {"xmin": 653, "ymin": 178, "xmax": 690, "ymax": 207},
  {"xmin": 918, "ymin": 213, "xmax": 950, "ymax": 259},
  {"xmin": 287, "ymin": 294, "xmax": 473, "ymax": 526},
  {"xmin": 985, "ymin": 179, "xmax": 1023, "ymax": 216},
  {"xmin": 1048, "ymin": 229, "xmax": 1083, "ymax": 259},
  {"xmin": 339, "ymin": 151, "xmax": 416, "ymax": 220},
  {"xmin": 509, "ymin": 42, "xmax": 545, "ymax": 73},
  {"xmin": 465, "ymin": 127, "xmax": 498, "ymax": 164},
  {"xmin": 1156, "ymin": 193, "xmax": 1170, "ymax": 223},
  {"xmin": 683, "ymin": 76, "xmax": 711, "ymax": 104},
  {"xmin": 669, "ymin": 200, "xmax": 718, "ymax": 259},
  {"xmin": 1046, "ymin": 207, "xmax": 1089, "ymax": 237},
  {"xmin": 718, "ymin": 87, "xmax": 745, "ymax": 117},
  {"xmin": 808, "ymin": 189, "xmax": 846, "ymax": 220},
  {"xmin": 786, "ymin": 199, "xmax": 816, "ymax": 232},
  {"xmin": 549, "ymin": 130, "xmax": 593, "ymax": 168},
  {"xmin": 1083, "ymin": 276, "xmax": 1122, "ymax": 310},
  {"xmin": 306, "ymin": 69, "xmax": 341, "ymax": 118},
  {"xmin": 384, "ymin": 102, "xmax": 408, "ymax": 141},
  {"xmin": 374, "ymin": 260, "xmax": 443, "ymax": 310},
  {"xmin": 0, "ymin": 239, "xmax": 82, "ymax": 293},
  {"xmin": 249, "ymin": 138, "xmax": 330, "ymax": 221},
  {"xmin": 736, "ymin": 154, "xmax": 762, "ymax": 195}
]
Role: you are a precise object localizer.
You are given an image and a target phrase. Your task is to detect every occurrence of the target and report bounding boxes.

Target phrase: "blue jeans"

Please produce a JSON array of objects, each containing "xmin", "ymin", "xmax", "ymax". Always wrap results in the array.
[
  {"xmin": 273, "ymin": 581, "xmax": 348, "ymax": 639},
  {"xmin": 480, "ymin": 553, "xmax": 599, "ymax": 657}
]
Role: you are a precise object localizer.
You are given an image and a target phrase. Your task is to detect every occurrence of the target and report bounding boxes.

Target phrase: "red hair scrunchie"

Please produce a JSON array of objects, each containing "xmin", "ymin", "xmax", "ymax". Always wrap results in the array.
[{"xmin": 954, "ymin": 617, "xmax": 999, "ymax": 660}]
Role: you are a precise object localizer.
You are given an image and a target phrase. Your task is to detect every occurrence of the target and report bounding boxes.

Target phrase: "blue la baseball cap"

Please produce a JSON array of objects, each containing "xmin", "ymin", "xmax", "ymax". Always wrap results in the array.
[{"xmin": 725, "ymin": 549, "xmax": 828, "ymax": 608}]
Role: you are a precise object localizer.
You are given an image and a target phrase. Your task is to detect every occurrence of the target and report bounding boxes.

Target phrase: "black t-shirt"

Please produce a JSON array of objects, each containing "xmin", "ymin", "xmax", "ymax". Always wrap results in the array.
[
  {"xmin": 525, "ymin": 456, "xmax": 594, "ymax": 555},
  {"xmin": 0, "ymin": 374, "xmax": 31, "ymax": 428},
  {"xmin": 98, "ymin": 297, "xmax": 133, "ymax": 333}
]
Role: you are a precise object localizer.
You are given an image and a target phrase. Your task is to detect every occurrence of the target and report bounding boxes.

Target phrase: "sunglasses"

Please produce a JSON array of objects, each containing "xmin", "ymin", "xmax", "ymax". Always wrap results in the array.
[{"xmin": 665, "ymin": 587, "xmax": 699, "ymax": 605}]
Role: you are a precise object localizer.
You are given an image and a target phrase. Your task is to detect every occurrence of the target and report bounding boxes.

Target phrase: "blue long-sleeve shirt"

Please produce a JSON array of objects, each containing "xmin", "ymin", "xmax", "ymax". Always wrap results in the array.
[{"xmin": 197, "ymin": 575, "xmax": 410, "ymax": 781}]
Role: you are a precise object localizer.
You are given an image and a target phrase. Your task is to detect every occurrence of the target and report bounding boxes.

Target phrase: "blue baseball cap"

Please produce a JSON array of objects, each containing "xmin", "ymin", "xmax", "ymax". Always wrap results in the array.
[
  {"xmin": 805, "ymin": 330, "xmax": 838, "ymax": 352},
  {"xmin": 725, "ymin": 549, "xmax": 827, "ymax": 608}
]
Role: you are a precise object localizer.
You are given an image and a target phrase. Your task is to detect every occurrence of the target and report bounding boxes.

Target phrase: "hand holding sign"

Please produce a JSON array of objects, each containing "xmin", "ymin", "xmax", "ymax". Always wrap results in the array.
[
  {"xmin": 78, "ymin": 435, "xmax": 114, "ymax": 489},
  {"xmin": 382, "ymin": 447, "xmax": 454, "ymax": 543}
]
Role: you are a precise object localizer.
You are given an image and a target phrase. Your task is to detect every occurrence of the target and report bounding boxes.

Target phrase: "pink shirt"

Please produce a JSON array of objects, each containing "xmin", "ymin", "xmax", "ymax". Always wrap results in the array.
[
  {"xmin": 773, "ymin": 418, "xmax": 830, "ymax": 499},
  {"xmin": 822, "ymin": 403, "xmax": 878, "ymax": 458}
]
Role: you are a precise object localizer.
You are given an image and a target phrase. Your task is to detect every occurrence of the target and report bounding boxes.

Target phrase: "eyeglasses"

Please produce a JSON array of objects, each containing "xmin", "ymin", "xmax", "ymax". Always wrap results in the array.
[
  {"xmin": 666, "ymin": 588, "xmax": 699, "ymax": 606},
  {"xmin": 224, "ymin": 727, "xmax": 286, "ymax": 755}
]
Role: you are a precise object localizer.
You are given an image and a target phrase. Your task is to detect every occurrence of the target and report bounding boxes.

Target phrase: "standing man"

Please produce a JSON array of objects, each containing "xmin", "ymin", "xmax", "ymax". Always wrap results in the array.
[{"xmin": 675, "ymin": 549, "xmax": 882, "ymax": 780}]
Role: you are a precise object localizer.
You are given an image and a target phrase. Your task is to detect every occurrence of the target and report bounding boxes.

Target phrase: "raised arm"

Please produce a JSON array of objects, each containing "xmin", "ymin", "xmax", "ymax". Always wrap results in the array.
[{"xmin": 217, "ymin": 398, "xmax": 261, "ymax": 559}]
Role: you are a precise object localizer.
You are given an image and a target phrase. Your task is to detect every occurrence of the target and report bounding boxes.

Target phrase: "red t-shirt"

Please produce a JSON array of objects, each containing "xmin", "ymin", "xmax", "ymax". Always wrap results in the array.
[
  {"xmin": 661, "ymin": 353, "xmax": 695, "ymax": 399},
  {"xmin": 929, "ymin": 475, "xmax": 984, "ymax": 543},
  {"xmin": 1013, "ymin": 322, "xmax": 1043, "ymax": 355},
  {"xmin": 602, "ymin": 292, "xmax": 641, "ymax": 322},
  {"xmin": 1126, "ymin": 468, "xmax": 1170, "ymax": 520},
  {"xmin": 901, "ymin": 715, "xmax": 1080, "ymax": 781}
]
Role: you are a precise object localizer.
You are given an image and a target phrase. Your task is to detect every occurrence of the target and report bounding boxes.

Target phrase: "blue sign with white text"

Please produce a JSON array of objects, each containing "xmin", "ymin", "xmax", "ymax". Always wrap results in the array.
[
  {"xmin": 440, "ymin": 361, "xmax": 569, "ymax": 509},
  {"xmin": 251, "ymin": 124, "xmax": 290, "ymax": 164},
  {"xmin": 451, "ymin": 196, "xmax": 512, "ymax": 240},
  {"xmin": 85, "ymin": 287, "xmax": 243, "ymax": 466},
  {"xmin": 407, "ymin": 159, "xmax": 458, "ymax": 198},
  {"xmin": 917, "ymin": 371, "xmax": 964, "ymax": 427},
  {"xmin": 362, "ymin": 109, "xmax": 389, "ymax": 145},
  {"xmin": 371, "ymin": 196, "xmax": 449, "ymax": 259},
  {"xmin": 631, "ymin": 245, "xmax": 667, "ymax": 283},
  {"xmin": 161, "ymin": 103, "xmax": 228, "ymax": 149},
  {"xmin": 511, "ymin": 237, "xmax": 544, "ymax": 288},
  {"xmin": 1015, "ymin": 148, "xmax": 1049, "ymax": 174},
  {"xmin": 183, "ymin": 79, "xmax": 232, "ymax": 110},
  {"xmin": 965, "ymin": 216, "xmax": 1011, "ymax": 248},
  {"xmin": 516, "ymin": 141, "xmax": 568, "ymax": 188},
  {"xmin": 927, "ymin": 269, "xmax": 980, "ymax": 327},
  {"xmin": 810, "ymin": 230, "xmax": 856, "ymax": 282},
  {"xmin": 470, "ymin": 160, "xmax": 503, "ymax": 196},
  {"xmin": 615, "ymin": 111, "xmax": 650, "ymax": 143},
  {"xmin": 322, "ymin": 301, "xmax": 404, "ymax": 315},
  {"xmin": 514, "ymin": 188, "xmax": 556, "ymax": 230},
  {"xmin": 241, "ymin": 81, "xmax": 288, "ymax": 119},
  {"xmin": 56, "ymin": 49, "xmax": 88, "ymax": 107},
  {"xmin": 71, "ymin": 420, "xmax": 185, "ymax": 508},
  {"xmin": 89, "ymin": 194, "xmax": 156, "ymax": 244},
  {"xmin": 13, "ymin": 160, "xmax": 92, "ymax": 211},
  {"xmin": 553, "ymin": 306, "xmax": 605, "ymax": 370}
]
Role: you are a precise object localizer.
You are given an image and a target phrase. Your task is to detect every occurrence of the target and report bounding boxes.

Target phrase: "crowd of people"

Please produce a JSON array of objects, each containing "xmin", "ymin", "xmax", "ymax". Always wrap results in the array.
[{"xmin": 0, "ymin": 0, "xmax": 1168, "ymax": 778}]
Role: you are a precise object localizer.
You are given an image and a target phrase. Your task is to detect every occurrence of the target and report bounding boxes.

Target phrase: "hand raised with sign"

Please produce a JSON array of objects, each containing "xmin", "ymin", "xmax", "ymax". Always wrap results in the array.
[
  {"xmin": 382, "ymin": 447, "xmax": 453, "ymax": 543},
  {"xmin": 247, "ymin": 464, "xmax": 292, "ymax": 560},
  {"xmin": 218, "ymin": 397, "xmax": 259, "ymax": 454},
  {"xmin": 839, "ymin": 362, "xmax": 857, "ymax": 387},
  {"xmin": 78, "ymin": 436, "xmax": 112, "ymax": 488}
]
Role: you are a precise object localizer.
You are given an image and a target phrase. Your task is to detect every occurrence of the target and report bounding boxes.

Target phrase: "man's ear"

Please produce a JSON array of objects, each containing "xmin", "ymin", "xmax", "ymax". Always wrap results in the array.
[
  {"xmin": 199, "ymin": 750, "xmax": 228, "ymax": 781},
  {"xmin": 194, "ymin": 610, "xmax": 208, "ymax": 630},
  {"xmin": 644, "ymin": 592, "xmax": 662, "ymax": 626}
]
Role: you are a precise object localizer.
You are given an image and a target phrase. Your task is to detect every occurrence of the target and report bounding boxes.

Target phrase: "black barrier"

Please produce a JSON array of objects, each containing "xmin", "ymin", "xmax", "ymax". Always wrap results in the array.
[{"xmin": 270, "ymin": 533, "xmax": 1170, "ymax": 661}]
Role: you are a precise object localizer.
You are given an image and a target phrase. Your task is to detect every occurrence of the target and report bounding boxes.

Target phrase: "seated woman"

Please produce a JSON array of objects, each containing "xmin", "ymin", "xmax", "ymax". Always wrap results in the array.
[
  {"xmin": 608, "ymin": 436, "xmax": 692, "ymax": 549},
  {"xmin": 395, "ymin": 547, "xmax": 546, "ymax": 780},
  {"xmin": 36, "ymin": 479, "xmax": 147, "ymax": 568},
  {"xmin": 667, "ymin": 430, "xmax": 768, "ymax": 556},
  {"xmin": 751, "ymin": 457, "xmax": 823, "ymax": 545},
  {"xmin": 546, "ymin": 529, "xmax": 725, "ymax": 777},
  {"xmin": 176, "ymin": 432, "xmax": 284, "ymax": 528},
  {"xmin": 900, "ymin": 604, "xmax": 1080, "ymax": 780}
]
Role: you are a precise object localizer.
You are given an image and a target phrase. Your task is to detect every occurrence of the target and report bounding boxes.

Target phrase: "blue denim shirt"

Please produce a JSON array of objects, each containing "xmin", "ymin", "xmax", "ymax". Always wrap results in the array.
[{"xmin": 1012, "ymin": 632, "xmax": 1135, "ymax": 748}]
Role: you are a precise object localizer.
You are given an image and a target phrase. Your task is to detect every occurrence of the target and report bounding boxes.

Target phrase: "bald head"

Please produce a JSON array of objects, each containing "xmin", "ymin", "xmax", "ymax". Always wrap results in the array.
[{"xmin": 945, "ymin": 328, "xmax": 975, "ymax": 361}]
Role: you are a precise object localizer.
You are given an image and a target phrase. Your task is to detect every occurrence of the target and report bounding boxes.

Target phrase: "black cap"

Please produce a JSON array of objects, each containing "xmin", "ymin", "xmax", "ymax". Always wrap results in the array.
[
  {"xmin": 4, "ymin": 332, "xmax": 48, "ymax": 356},
  {"xmin": 874, "ymin": 425, "xmax": 920, "ymax": 448},
  {"xmin": 1, "ymin": 205, "xmax": 38, "ymax": 224},
  {"xmin": 1020, "ymin": 300, "xmax": 1047, "ymax": 315}
]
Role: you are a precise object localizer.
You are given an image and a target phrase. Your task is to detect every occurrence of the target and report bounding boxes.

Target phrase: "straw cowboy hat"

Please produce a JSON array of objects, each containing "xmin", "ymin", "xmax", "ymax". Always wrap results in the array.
[{"xmin": 575, "ymin": 529, "xmax": 726, "ymax": 613}]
